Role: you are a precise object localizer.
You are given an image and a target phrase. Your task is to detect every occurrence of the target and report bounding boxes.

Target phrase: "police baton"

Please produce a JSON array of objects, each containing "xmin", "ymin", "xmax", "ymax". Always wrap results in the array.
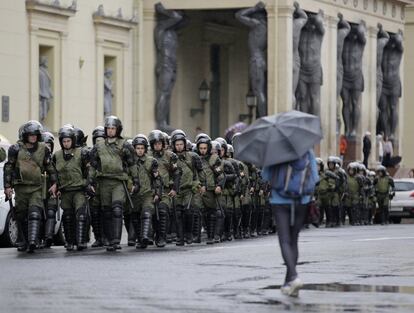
[
  {"xmin": 122, "ymin": 181, "xmax": 135, "ymax": 211},
  {"xmin": 56, "ymin": 193, "xmax": 61, "ymax": 222},
  {"xmin": 6, "ymin": 195, "xmax": 15, "ymax": 220},
  {"xmin": 154, "ymin": 197, "xmax": 160, "ymax": 221}
]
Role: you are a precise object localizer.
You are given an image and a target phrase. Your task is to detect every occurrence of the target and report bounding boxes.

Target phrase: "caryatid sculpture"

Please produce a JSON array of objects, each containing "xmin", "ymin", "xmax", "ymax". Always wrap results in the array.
[
  {"xmin": 104, "ymin": 68, "xmax": 114, "ymax": 117},
  {"xmin": 39, "ymin": 56, "xmax": 53, "ymax": 123},
  {"xmin": 295, "ymin": 9, "xmax": 325, "ymax": 116},
  {"xmin": 341, "ymin": 20, "xmax": 366, "ymax": 138},
  {"xmin": 154, "ymin": 2, "xmax": 184, "ymax": 131},
  {"xmin": 376, "ymin": 24, "xmax": 390, "ymax": 105},
  {"xmin": 378, "ymin": 30, "xmax": 403, "ymax": 139},
  {"xmin": 236, "ymin": 1, "xmax": 268, "ymax": 118},
  {"xmin": 292, "ymin": 2, "xmax": 308, "ymax": 108},
  {"xmin": 336, "ymin": 14, "xmax": 350, "ymax": 134}
]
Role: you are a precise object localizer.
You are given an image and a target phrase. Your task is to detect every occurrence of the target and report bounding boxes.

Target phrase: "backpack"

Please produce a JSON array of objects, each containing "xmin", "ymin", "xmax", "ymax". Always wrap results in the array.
[{"xmin": 271, "ymin": 151, "xmax": 318, "ymax": 199}]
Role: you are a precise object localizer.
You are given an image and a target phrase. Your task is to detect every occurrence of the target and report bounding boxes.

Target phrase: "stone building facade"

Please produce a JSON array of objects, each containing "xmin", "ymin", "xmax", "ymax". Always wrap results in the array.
[{"xmin": 0, "ymin": 0, "xmax": 412, "ymax": 167}]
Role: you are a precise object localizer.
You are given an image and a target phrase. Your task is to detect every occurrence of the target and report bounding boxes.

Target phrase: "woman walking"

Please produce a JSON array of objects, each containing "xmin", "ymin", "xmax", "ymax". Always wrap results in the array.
[{"xmin": 262, "ymin": 150, "xmax": 318, "ymax": 297}]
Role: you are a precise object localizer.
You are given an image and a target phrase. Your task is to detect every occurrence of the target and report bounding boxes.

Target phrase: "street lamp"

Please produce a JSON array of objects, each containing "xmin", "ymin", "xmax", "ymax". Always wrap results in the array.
[
  {"xmin": 239, "ymin": 88, "xmax": 257, "ymax": 124},
  {"xmin": 190, "ymin": 80, "xmax": 210, "ymax": 117}
]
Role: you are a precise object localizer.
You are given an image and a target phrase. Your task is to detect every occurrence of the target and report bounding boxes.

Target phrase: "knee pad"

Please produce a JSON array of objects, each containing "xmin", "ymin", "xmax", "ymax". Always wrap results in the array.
[
  {"xmin": 158, "ymin": 203, "xmax": 168, "ymax": 214},
  {"xmin": 77, "ymin": 207, "xmax": 88, "ymax": 222},
  {"xmin": 141, "ymin": 210, "xmax": 151, "ymax": 219},
  {"xmin": 46, "ymin": 209, "xmax": 56, "ymax": 219},
  {"xmin": 112, "ymin": 205, "xmax": 123, "ymax": 218},
  {"xmin": 28, "ymin": 207, "xmax": 41, "ymax": 220}
]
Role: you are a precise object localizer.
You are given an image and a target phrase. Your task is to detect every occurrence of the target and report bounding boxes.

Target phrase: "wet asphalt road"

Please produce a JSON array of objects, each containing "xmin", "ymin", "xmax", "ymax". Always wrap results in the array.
[{"xmin": 0, "ymin": 224, "xmax": 414, "ymax": 313}]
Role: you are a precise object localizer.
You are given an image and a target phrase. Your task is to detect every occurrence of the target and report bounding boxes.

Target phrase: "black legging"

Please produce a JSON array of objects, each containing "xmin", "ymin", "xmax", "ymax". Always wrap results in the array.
[{"xmin": 273, "ymin": 203, "xmax": 308, "ymax": 284}]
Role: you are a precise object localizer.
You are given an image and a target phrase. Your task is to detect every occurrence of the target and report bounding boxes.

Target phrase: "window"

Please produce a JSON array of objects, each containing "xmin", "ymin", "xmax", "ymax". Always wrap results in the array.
[{"xmin": 394, "ymin": 181, "xmax": 414, "ymax": 192}]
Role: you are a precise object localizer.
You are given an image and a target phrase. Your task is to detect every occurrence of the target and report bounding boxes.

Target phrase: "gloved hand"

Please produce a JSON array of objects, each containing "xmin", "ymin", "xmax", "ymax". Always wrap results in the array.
[
  {"xmin": 131, "ymin": 184, "xmax": 140, "ymax": 194},
  {"xmin": 86, "ymin": 184, "xmax": 96, "ymax": 197}
]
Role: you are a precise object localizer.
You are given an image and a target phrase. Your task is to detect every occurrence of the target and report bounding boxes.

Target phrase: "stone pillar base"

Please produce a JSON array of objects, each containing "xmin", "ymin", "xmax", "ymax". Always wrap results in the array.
[{"xmin": 343, "ymin": 138, "xmax": 361, "ymax": 167}]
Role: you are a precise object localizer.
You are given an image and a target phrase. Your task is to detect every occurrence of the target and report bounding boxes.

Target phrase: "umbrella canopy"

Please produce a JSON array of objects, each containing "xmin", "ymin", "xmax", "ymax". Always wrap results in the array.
[
  {"xmin": 233, "ymin": 110, "xmax": 322, "ymax": 167},
  {"xmin": 224, "ymin": 122, "xmax": 248, "ymax": 143}
]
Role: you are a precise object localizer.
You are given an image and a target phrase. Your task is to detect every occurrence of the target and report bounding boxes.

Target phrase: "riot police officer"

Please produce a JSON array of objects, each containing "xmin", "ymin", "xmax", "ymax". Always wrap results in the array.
[
  {"xmin": 131, "ymin": 134, "xmax": 161, "ymax": 249},
  {"xmin": 196, "ymin": 134, "xmax": 225, "ymax": 244},
  {"xmin": 42, "ymin": 131, "xmax": 58, "ymax": 247},
  {"xmin": 171, "ymin": 129, "xmax": 203, "ymax": 246},
  {"xmin": 87, "ymin": 116, "xmax": 139, "ymax": 251},
  {"xmin": 343, "ymin": 162, "xmax": 362, "ymax": 225},
  {"xmin": 3, "ymin": 121, "xmax": 57, "ymax": 252},
  {"xmin": 53, "ymin": 126, "xmax": 90, "ymax": 251},
  {"xmin": 148, "ymin": 130, "xmax": 181, "ymax": 246},
  {"xmin": 89, "ymin": 126, "xmax": 106, "ymax": 247},
  {"xmin": 374, "ymin": 165, "xmax": 395, "ymax": 225},
  {"xmin": 215, "ymin": 137, "xmax": 239, "ymax": 241}
]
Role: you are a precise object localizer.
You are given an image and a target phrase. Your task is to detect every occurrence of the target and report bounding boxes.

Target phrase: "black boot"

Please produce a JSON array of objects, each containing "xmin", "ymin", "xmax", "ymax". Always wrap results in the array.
[
  {"xmin": 76, "ymin": 207, "xmax": 88, "ymax": 251},
  {"xmin": 139, "ymin": 211, "xmax": 151, "ymax": 249},
  {"xmin": 224, "ymin": 208, "xmax": 233, "ymax": 241},
  {"xmin": 131, "ymin": 212, "xmax": 141, "ymax": 247},
  {"xmin": 90, "ymin": 206, "xmax": 103, "ymax": 247},
  {"xmin": 108, "ymin": 203, "xmax": 123, "ymax": 251},
  {"xmin": 175, "ymin": 209, "xmax": 184, "ymax": 246},
  {"xmin": 192, "ymin": 210, "xmax": 202, "ymax": 244},
  {"xmin": 156, "ymin": 207, "xmax": 168, "ymax": 248},
  {"xmin": 184, "ymin": 210, "xmax": 193, "ymax": 245},
  {"xmin": 16, "ymin": 218, "xmax": 28, "ymax": 252},
  {"xmin": 215, "ymin": 208, "xmax": 224, "ymax": 243},
  {"xmin": 206, "ymin": 213, "xmax": 216, "ymax": 245},
  {"xmin": 102, "ymin": 207, "xmax": 114, "ymax": 251},
  {"xmin": 27, "ymin": 207, "xmax": 42, "ymax": 253},
  {"xmin": 44, "ymin": 207, "xmax": 56, "ymax": 247},
  {"xmin": 63, "ymin": 211, "xmax": 75, "ymax": 251},
  {"xmin": 241, "ymin": 205, "xmax": 251, "ymax": 239}
]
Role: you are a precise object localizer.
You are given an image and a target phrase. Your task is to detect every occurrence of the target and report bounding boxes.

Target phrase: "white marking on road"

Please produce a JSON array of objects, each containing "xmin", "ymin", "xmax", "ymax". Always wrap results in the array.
[
  {"xmin": 352, "ymin": 237, "xmax": 414, "ymax": 242},
  {"xmin": 192, "ymin": 243, "xmax": 277, "ymax": 252}
]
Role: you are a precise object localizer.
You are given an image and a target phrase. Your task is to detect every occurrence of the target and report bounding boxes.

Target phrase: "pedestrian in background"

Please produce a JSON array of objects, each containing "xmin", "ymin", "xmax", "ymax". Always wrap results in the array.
[
  {"xmin": 377, "ymin": 134, "xmax": 384, "ymax": 163},
  {"xmin": 382, "ymin": 136, "xmax": 393, "ymax": 168},
  {"xmin": 362, "ymin": 131, "xmax": 371, "ymax": 168},
  {"xmin": 339, "ymin": 135, "xmax": 347, "ymax": 161}
]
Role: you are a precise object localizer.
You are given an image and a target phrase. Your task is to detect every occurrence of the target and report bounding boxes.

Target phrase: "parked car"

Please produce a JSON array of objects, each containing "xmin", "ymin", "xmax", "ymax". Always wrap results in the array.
[
  {"xmin": 390, "ymin": 178, "xmax": 414, "ymax": 224},
  {"xmin": 0, "ymin": 162, "xmax": 64, "ymax": 247}
]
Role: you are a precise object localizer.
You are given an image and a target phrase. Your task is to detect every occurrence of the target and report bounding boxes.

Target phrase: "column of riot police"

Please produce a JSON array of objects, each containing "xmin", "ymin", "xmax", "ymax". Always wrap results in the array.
[{"xmin": 2, "ymin": 117, "xmax": 279, "ymax": 253}]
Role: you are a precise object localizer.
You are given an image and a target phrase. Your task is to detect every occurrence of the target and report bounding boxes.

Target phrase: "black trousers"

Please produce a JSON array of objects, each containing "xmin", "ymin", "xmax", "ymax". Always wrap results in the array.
[{"xmin": 273, "ymin": 203, "xmax": 308, "ymax": 284}]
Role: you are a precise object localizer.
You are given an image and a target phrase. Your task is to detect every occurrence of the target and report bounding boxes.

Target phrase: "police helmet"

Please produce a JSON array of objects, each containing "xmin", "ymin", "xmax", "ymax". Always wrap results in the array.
[
  {"xmin": 92, "ymin": 126, "xmax": 105, "ymax": 145},
  {"xmin": 58, "ymin": 125, "xmax": 76, "ymax": 149},
  {"xmin": 132, "ymin": 134, "xmax": 149, "ymax": 151},
  {"xmin": 42, "ymin": 131, "xmax": 55, "ymax": 153},
  {"xmin": 21, "ymin": 120, "xmax": 43, "ymax": 143},
  {"xmin": 148, "ymin": 130, "xmax": 165, "ymax": 149},
  {"xmin": 104, "ymin": 115, "xmax": 123, "ymax": 137}
]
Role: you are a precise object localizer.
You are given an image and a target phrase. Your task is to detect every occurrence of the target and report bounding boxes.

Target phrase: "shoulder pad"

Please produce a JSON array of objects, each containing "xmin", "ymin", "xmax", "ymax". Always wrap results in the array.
[
  {"xmin": 223, "ymin": 160, "xmax": 235, "ymax": 174},
  {"xmin": 169, "ymin": 151, "xmax": 178, "ymax": 162},
  {"xmin": 81, "ymin": 147, "xmax": 91, "ymax": 158},
  {"xmin": 151, "ymin": 157, "xmax": 158, "ymax": 166},
  {"xmin": 8, "ymin": 144, "xmax": 20, "ymax": 156}
]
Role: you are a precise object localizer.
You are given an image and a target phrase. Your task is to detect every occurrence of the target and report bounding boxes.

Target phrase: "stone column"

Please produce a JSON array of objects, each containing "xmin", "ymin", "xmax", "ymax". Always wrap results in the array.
[
  {"xmin": 363, "ymin": 25, "xmax": 378, "ymax": 167},
  {"xmin": 275, "ymin": 4, "xmax": 294, "ymax": 113},
  {"xmin": 320, "ymin": 15, "xmax": 338, "ymax": 159},
  {"xmin": 139, "ymin": 7, "xmax": 157, "ymax": 133},
  {"xmin": 266, "ymin": 3, "xmax": 279, "ymax": 115}
]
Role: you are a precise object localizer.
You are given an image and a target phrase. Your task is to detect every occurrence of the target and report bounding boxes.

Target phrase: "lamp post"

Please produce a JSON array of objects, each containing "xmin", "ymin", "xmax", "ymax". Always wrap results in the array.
[
  {"xmin": 190, "ymin": 80, "xmax": 210, "ymax": 117},
  {"xmin": 239, "ymin": 88, "xmax": 257, "ymax": 124}
]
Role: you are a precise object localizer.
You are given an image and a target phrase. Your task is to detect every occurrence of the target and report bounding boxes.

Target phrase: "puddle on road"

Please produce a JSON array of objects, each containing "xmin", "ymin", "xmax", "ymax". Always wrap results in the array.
[
  {"xmin": 243, "ymin": 300, "xmax": 405, "ymax": 312},
  {"xmin": 262, "ymin": 283, "xmax": 414, "ymax": 294}
]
